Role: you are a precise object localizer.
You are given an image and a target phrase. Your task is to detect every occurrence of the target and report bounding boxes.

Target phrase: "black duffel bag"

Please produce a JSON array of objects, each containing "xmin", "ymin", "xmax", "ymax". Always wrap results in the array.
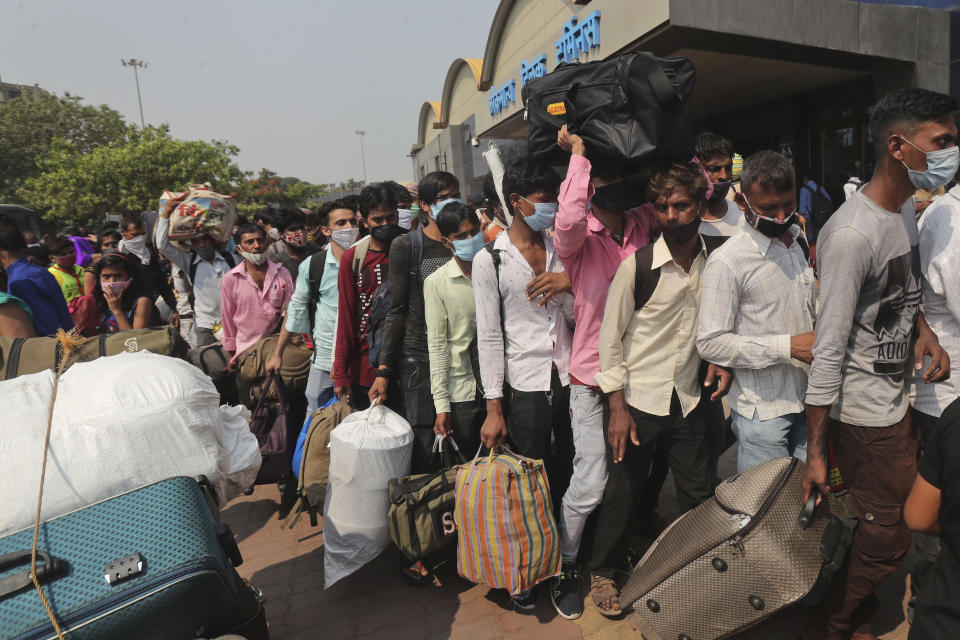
[{"xmin": 522, "ymin": 51, "xmax": 695, "ymax": 166}]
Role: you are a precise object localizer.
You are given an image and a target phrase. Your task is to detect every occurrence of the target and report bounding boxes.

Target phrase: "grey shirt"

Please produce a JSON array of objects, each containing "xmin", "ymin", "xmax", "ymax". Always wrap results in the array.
[{"xmin": 806, "ymin": 190, "xmax": 920, "ymax": 427}]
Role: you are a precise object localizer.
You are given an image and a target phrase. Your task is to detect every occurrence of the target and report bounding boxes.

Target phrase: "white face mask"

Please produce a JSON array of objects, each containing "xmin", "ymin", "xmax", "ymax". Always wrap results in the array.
[
  {"xmin": 331, "ymin": 227, "xmax": 359, "ymax": 249},
  {"xmin": 119, "ymin": 234, "xmax": 151, "ymax": 265},
  {"xmin": 241, "ymin": 250, "xmax": 266, "ymax": 266},
  {"xmin": 397, "ymin": 209, "xmax": 413, "ymax": 230},
  {"xmin": 267, "ymin": 227, "xmax": 280, "ymax": 241}
]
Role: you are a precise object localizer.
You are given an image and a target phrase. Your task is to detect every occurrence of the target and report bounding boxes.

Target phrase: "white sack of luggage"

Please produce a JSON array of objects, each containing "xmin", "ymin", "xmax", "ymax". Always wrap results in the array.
[
  {"xmin": 0, "ymin": 351, "xmax": 261, "ymax": 536},
  {"xmin": 324, "ymin": 402, "xmax": 413, "ymax": 588}
]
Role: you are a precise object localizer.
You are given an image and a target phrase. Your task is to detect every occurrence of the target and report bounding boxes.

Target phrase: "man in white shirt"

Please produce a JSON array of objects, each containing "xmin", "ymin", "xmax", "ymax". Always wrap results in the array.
[
  {"xmin": 695, "ymin": 132, "xmax": 745, "ymax": 238},
  {"xmin": 156, "ymin": 193, "xmax": 237, "ymax": 346},
  {"xmin": 589, "ymin": 161, "xmax": 731, "ymax": 617},
  {"xmin": 473, "ymin": 157, "xmax": 575, "ymax": 612},
  {"xmin": 843, "ymin": 163, "xmax": 863, "ymax": 201},
  {"xmin": 697, "ymin": 150, "xmax": 816, "ymax": 472}
]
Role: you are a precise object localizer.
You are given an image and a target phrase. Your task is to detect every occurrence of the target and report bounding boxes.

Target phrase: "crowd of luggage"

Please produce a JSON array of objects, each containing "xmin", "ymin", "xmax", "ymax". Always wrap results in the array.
[{"xmin": 1, "ymin": 52, "xmax": 960, "ymax": 640}]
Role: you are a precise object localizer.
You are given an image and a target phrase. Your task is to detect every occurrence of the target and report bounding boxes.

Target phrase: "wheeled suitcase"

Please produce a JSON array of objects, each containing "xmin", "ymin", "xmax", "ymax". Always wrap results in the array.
[
  {"xmin": 0, "ymin": 476, "xmax": 268, "ymax": 640},
  {"xmin": 620, "ymin": 457, "xmax": 854, "ymax": 640}
]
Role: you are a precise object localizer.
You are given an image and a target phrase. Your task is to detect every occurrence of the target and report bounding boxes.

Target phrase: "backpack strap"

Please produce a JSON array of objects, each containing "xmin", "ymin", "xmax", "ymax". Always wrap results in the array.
[
  {"xmin": 308, "ymin": 249, "xmax": 327, "ymax": 309},
  {"xmin": 632, "ymin": 243, "xmax": 660, "ymax": 310},
  {"xmin": 5, "ymin": 338, "xmax": 25, "ymax": 380},
  {"xmin": 703, "ymin": 234, "xmax": 726, "ymax": 256},
  {"xmin": 352, "ymin": 236, "xmax": 371, "ymax": 279},
  {"xmin": 794, "ymin": 228, "xmax": 811, "ymax": 263},
  {"xmin": 409, "ymin": 229, "xmax": 424, "ymax": 281},
  {"xmin": 484, "ymin": 241, "xmax": 506, "ymax": 336}
]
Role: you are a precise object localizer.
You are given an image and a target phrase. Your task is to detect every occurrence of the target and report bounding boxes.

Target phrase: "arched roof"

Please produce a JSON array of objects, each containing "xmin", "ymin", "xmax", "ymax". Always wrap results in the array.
[
  {"xmin": 417, "ymin": 101, "xmax": 442, "ymax": 146},
  {"xmin": 479, "ymin": 0, "xmax": 519, "ymax": 90},
  {"xmin": 438, "ymin": 58, "xmax": 484, "ymax": 126}
]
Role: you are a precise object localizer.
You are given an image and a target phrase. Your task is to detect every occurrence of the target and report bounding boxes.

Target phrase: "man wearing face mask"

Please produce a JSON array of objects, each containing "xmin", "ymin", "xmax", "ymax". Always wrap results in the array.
[
  {"xmin": 697, "ymin": 150, "xmax": 815, "ymax": 473},
  {"xmin": 473, "ymin": 158, "xmax": 575, "ymax": 612},
  {"xmin": 268, "ymin": 199, "xmax": 360, "ymax": 412},
  {"xmin": 332, "ymin": 183, "xmax": 402, "ymax": 406},
  {"xmin": 591, "ymin": 162, "xmax": 732, "ymax": 618},
  {"xmin": 116, "ymin": 212, "xmax": 177, "ymax": 326},
  {"xmin": 803, "ymin": 88, "xmax": 955, "ymax": 640},
  {"xmin": 385, "ymin": 180, "xmax": 417, "ymax": 231},
  {"xmin": 695, "ymin": 132, "xmax": 745, "ymax": 238},
  {"xmin": 550, "ymin": 125, "xmax": 658, "ymax": 619},
  {"xmin": 157, "ymin": 193, "xmax": 237, "ymax": 347},
  {"xmin": 367, "ymin": 172, "xmax": 460, "ymax": 468},
  {"xmin": 264, "ymin": 208, "xmax": 322, "ymax": 283}
]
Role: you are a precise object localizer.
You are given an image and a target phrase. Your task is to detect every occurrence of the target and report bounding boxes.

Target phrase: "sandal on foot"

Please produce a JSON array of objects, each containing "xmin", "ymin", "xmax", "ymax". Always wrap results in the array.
[
  {"xmin": 590, "ymin": 574, "xmax": 622, "ymax": 618},
  {"xmin": 400, "ymin": 560, "xmax": 432, "ymax": 586}
]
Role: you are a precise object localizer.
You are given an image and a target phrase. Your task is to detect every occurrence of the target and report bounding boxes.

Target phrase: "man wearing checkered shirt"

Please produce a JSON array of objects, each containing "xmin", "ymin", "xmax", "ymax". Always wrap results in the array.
[{"xmin": 696, "ymin": 150, "xmax": 817, "ymax": 472}]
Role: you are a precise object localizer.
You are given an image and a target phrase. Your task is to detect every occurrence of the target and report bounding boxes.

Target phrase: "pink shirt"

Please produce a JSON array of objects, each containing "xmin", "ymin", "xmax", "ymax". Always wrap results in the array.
[
  {"xmin": 220, "ymin": 259, "xmax": 293, "ymax": 362},
  {"xmin": 555, "ymin": 154, "xmax": 658, "ymax": 386}
]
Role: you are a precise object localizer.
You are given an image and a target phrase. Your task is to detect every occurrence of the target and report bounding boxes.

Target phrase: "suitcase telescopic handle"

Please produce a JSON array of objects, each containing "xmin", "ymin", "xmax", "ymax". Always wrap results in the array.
[
  {"xmin": 797, "ymin": 491, "xmax": 820, "ymax": 530},
  {"xmin": 0, "ymin": 550, "xmax": 69, "ymax": 601}
]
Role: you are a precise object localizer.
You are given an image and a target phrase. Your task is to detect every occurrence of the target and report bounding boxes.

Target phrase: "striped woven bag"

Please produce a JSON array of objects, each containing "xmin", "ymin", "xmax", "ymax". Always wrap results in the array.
[{"xmin": 454, "ymin": 446, "xmax": 561, "ymax": 595}]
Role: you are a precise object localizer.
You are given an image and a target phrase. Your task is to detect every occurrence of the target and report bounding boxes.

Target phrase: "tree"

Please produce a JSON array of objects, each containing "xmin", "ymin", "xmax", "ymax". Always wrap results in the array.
[
  {"xmin": 21, "ymin": 124, "xmax": 245, "ymax": 227},
  {"xmin": 0, "ymin": 92, "xmax": 128, "ymax": 203},
  {"xmin": 234, "ymin": 168, "xmax": 327, "ymax": 218}
]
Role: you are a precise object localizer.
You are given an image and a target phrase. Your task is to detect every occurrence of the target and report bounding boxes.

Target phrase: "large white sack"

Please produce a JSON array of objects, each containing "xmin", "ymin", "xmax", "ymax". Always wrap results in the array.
[
  {"xmin": 0, "ymin": 351, "xmax": 261, "ymax": 536},
  {"xmin": 324, "ymin": 403, "xmax": 412, "ymax": 588}
]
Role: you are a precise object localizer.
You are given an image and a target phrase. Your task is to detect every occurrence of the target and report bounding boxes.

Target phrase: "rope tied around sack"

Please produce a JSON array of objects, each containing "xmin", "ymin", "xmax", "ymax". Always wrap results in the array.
[{"xmin": 30, "ymin": 329, "xmax": 85, "ymax": 640}]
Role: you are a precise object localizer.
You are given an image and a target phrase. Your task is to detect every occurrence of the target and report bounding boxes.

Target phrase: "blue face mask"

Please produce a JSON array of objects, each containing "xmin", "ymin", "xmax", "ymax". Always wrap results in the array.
[
  {"xmin": 431, "ymin": 198, "xmax": 463, "ymax": 219},
  {"xmin": 901, "ymin": 137, "xmax": 960, "ymax": 190},
  {"xmin": 451, "ymin": 232, "xmax": 484, "ymax": 261},
  {"xmin": 518, "ymin": 196, "xmax": 558, "ymax": 232}
]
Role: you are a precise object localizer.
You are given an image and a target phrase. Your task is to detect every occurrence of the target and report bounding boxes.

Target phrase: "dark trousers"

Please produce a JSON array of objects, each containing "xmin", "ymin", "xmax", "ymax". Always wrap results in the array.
[
  {"xmin": 816, "ymin": 413, "xmax": 919, "ymax": 638},
  {"xmin": 503, "ymin": 370, "xmax": 574, "ymax": 514},
  {"xmin": 588, "ymin": 392, "xmax": 712, "ymax": 578},
  {"xmin": 908, "ymin": 409, "xmax": 942, "ymax": 623}
]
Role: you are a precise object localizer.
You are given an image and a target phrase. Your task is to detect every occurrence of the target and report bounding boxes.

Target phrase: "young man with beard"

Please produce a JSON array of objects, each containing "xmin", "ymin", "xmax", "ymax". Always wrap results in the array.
[
  {"xmin": 268, "ymin": 199, "xmax": 361, "ymax": 412},
  {"xmin": 265, "ymin": 208, "xmax": 323, "ymax": 282},
  {"xmin": 803, "ymin": 88, "xmax": 955, "ymax": 640},
  {"xmin": 697, "ymin": 150, "xmax": 816, "ymax": 472},
  {"xmin": 332, "ymin": 183, "xmax": 403, "ymax": 408},
  {"xmin": 695, "ymin": 132, "xmax": 745, "ymax": 238},
  {"xmin": 549, "ymin": 125, "xmax": 658, "ymax": 619},
  {"xmin": 590, "ymin": 161, "xmax": 732, "ymax": 618}
]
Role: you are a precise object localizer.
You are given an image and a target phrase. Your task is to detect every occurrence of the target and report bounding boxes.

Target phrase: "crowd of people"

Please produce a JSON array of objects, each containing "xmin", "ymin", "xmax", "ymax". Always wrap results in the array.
[{"xmin": 2, "ymin": 86, "xmax": 960, "ymax": 639}]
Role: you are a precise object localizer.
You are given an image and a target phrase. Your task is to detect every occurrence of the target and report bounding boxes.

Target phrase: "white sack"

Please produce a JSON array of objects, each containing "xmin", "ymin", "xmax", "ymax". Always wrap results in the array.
[
  {"xmin": 324, "ymin": 403, "xmax": 413, "ymax": 588},
  {"xmin": 0, "ymin": 351, "xmax": 261, "ymax": 536}
]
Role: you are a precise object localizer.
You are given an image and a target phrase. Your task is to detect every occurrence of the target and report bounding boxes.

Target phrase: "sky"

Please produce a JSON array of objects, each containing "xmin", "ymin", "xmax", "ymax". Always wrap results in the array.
[{"xmin": 0, "ymin": 0, "xmax": 497, "ymax": 186}]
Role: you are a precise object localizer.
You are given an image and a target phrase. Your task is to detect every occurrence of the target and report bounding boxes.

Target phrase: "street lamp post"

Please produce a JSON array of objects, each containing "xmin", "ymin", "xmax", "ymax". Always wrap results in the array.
[
  {"xmin": 121, "ymin": 58, "xmax": 147, "ymax": 128},
  {"xmin": 355, "ymin": 129, "xmax": 367, "ymax": 185}
]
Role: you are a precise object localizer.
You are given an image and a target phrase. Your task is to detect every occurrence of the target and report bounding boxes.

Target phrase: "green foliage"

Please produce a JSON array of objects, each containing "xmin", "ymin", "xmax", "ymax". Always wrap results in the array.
[
  {"xmin": 21, "ymin": 124, "xmax": 245, "ymax": 227},
  {"xmin": 234, "ymin": 168, "xmax": 327, "ymax": 218},
  {"xmin": 0, "ymin": 92, "xmax": 128, "ymax": 203}
]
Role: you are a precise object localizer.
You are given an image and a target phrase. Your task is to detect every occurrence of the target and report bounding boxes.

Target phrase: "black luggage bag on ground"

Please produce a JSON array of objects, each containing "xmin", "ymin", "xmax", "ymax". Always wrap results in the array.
[
  {"xmin": 0, "ymin": 476, "xmax": 268, "ymax": 640},
  {"xmin": 522, "ymin": 51, "xmax": 695, "ymax": 167}
]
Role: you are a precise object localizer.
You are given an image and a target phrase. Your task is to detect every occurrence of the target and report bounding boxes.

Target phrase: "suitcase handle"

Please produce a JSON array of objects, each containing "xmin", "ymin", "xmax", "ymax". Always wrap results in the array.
[
  {"xmin": 797, "ymin": 491, "xmax": 820, "ymax": 530},
  {"xmin": 0, "ymin": 550, "xmax": 69, "ymax": 601}
]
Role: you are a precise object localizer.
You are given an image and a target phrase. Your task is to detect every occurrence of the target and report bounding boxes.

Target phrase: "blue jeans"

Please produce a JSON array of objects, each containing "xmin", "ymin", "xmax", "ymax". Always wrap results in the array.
[
  {"xmin": 305, "ymin": 367, "xmax": 334, "ymax": 414},
  {"xmin": 730, "ymin": 409, "xmax": 807, "ymax": 472}
]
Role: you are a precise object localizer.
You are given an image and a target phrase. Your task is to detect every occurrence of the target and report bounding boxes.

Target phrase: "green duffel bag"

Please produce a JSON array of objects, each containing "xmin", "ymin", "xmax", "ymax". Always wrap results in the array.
[
  {"xmin": 0, "ymin": 326, "xmax": 188, "ymax": 380},
  {"xmin": 388, "ymin": 436, "xmax": 466, "ymax": 561}
]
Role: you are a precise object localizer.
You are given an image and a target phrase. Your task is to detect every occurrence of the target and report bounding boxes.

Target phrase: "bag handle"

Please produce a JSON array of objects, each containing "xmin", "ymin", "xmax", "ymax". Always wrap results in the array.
[
  {"xmin": 797, "ymin": 491, "xmax": 821, "ymax": 530},
  {"xmin": 0, "ymin": 550, "xmax": 68, "ymax": 601},
  {"xmin": 431, "ymin": 434, "xmax": 467, "ymax": 468},
  {"xmin": 630, "ymin": 51, "xmax": 682, "ymax": 109}
]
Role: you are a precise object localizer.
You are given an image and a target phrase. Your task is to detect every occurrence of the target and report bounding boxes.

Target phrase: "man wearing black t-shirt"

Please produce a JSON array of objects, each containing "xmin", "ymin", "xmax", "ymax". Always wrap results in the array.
[{"xmin": 905, "ymin": 397, "xmax": 960, "ymax": 639}]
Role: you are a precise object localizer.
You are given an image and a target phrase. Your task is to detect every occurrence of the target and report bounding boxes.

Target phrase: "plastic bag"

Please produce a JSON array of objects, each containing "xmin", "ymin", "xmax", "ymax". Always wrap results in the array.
[
  {"xmin": 0, "ymin": 351, "xmax": 261, "ymax": 536},
  {"xmin": 323, "ymin": 403, "xmax": 413, "ymax": 588}
]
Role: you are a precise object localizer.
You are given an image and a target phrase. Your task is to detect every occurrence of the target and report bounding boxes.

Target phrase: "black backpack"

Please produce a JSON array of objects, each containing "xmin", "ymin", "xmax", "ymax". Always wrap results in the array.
[
  {"xmin": 522, "ymin": 51, "xmax": 696, "ymax": 167},
  {"xmin": 366, "ymin": 230, "xmax": 423, "ymax": 367},
  {"xmin": 802, "ymin": 184, "xmax": 834, "ymax": 229},
  {"xmin": 307, "ymin": 248, "xmax": 328, "ymax": 334}
]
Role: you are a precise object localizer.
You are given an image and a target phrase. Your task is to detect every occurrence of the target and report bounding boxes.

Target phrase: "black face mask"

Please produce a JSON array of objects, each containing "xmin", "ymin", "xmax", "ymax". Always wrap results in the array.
[
  {"xmin": 370, "ymin": 223, "xmax": 406, "ymax": 245},
  {"xmin": 711, "ymin": 180, "xmax": 733, "ymax": 201},
  {"xmin": 660, "ymin": 215, "xmax": 701, "ymax": 244},
  {"xmin": 752, "ymin": 212, "xmax": 796, "ymax": 238},
  {"xmin": 592, "ymin": 181, "xmax": 634, "ymax": 211}
]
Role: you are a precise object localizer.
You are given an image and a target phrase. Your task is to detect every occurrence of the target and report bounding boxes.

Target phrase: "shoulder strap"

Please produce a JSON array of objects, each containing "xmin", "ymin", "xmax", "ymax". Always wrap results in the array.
[
  {"xmin": 188, "ymin": 258, "xmax": 199, "ymax": 287},
  {"xmin": 309, "ymin": 249, "xmax": 327, "ymax": 297},
  {"xmin": 633, "ymin": 243, "xmax": 661, "ymax": 310},
  {"xmin": 219, "ymin": 250, "xmax": 237, "ymax": 268},
  {"xmin": 409, "ymin": 229, "xmax": 424, "ymax": 280},
  {"xmin": 484, "ymin": 241, "xmax": 505, "ymax": 336},
  {"xmin": 352, "ymin": 236, "xmax": 371, "ymax": 276},
  {"xmin": 795, "ymin": 230, "xmax": 811, "ymax": 263},
  {"xmin": 5, "ymin": 338, "xmax": 25, "ymax": 380},
  {"xmin": 703, "ymin": 234, "xmax": 726, "ymax": 255}
]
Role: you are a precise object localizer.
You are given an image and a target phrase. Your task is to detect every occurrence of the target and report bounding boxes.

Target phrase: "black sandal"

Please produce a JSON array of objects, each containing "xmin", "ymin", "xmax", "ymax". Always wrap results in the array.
[{"xmin": 400, "ymin": 560, "xmax": 432, "ymax": 586}]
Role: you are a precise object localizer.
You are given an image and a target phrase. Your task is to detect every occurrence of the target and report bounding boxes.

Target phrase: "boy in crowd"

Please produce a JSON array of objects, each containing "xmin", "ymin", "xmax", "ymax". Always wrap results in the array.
[
  {"xmin": 0, "ymin": 215, "xmax": 74, "ymax": 336},
  {"xmin": 549, "ymin": 125, "xmax": 658, "ymax": 619},
  {"xmin": 803, "ymin": 88, "xmax": 954, "ymax": 640},
  {"xmin": 117, "ymin": 212, "xmax": 177, "ymax": 321},
  {"xmin": 697, "ymin": 150, "xmax": 816, "ymax": 472},
  {"xmin": 590, "ymin": 162, "xmax": 731, "ymax": 617},
  {"xmin": 473, "ymin": 157, "xmax": 575, "ymax": 611},
  {"xmin": 332, "ymin": 183, "xmax": 402, "ymax": 406},
  {"xmin": 268, "ymin": 199, "xmax": 360, "ymax": 412},
  {"xmin": 157, "ymin": 193, "xmax": 237, "ymax": 347},
  {"xmin": 695, "ymin": 132, "xmax": 745, "ymax": 237},
  {"xmin": 265, "ymin": 207, "xmax": 323, "ymax": 281},
  {"xmin": 425, "ymin": 201, "xmax": 485, "ymax": 456},
  {"xmin": 368, "ymin": 171, "xmax": 459, "ymax": 471}
]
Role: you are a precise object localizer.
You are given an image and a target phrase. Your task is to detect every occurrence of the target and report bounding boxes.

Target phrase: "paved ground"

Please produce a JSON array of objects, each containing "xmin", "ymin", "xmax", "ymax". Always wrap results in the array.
[{"xmin": 222, "ymin": 448, "xmax": 911, "ymax": 640}]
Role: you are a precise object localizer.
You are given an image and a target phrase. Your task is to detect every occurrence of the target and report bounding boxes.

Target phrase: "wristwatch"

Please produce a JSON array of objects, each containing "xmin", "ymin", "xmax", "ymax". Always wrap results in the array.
[{"xmin": 375, "ymin": 368, "xmax": 392, "ymax": 379}]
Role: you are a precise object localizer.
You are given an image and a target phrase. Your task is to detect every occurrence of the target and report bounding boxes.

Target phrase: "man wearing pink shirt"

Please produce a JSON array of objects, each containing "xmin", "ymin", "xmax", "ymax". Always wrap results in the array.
[
  {"xmin": 550, "ymin": 125, "xmax": 657, "ymax": 620},
  {"xmin": 221, "ymin": 223, "xmax": 294, "ymax": 403}
]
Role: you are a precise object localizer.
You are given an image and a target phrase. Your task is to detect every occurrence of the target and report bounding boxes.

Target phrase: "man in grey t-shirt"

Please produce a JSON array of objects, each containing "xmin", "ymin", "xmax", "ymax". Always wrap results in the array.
[{"xmin": 804, "ymin": 89, "xmax": 956, "ymax": 640}]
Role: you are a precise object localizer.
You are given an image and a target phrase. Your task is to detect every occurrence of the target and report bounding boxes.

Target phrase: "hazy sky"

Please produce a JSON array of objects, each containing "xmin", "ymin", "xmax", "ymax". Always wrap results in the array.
[{"xmin": 0, "ymin": 0, "xmax": 496, "ymax": 185}]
